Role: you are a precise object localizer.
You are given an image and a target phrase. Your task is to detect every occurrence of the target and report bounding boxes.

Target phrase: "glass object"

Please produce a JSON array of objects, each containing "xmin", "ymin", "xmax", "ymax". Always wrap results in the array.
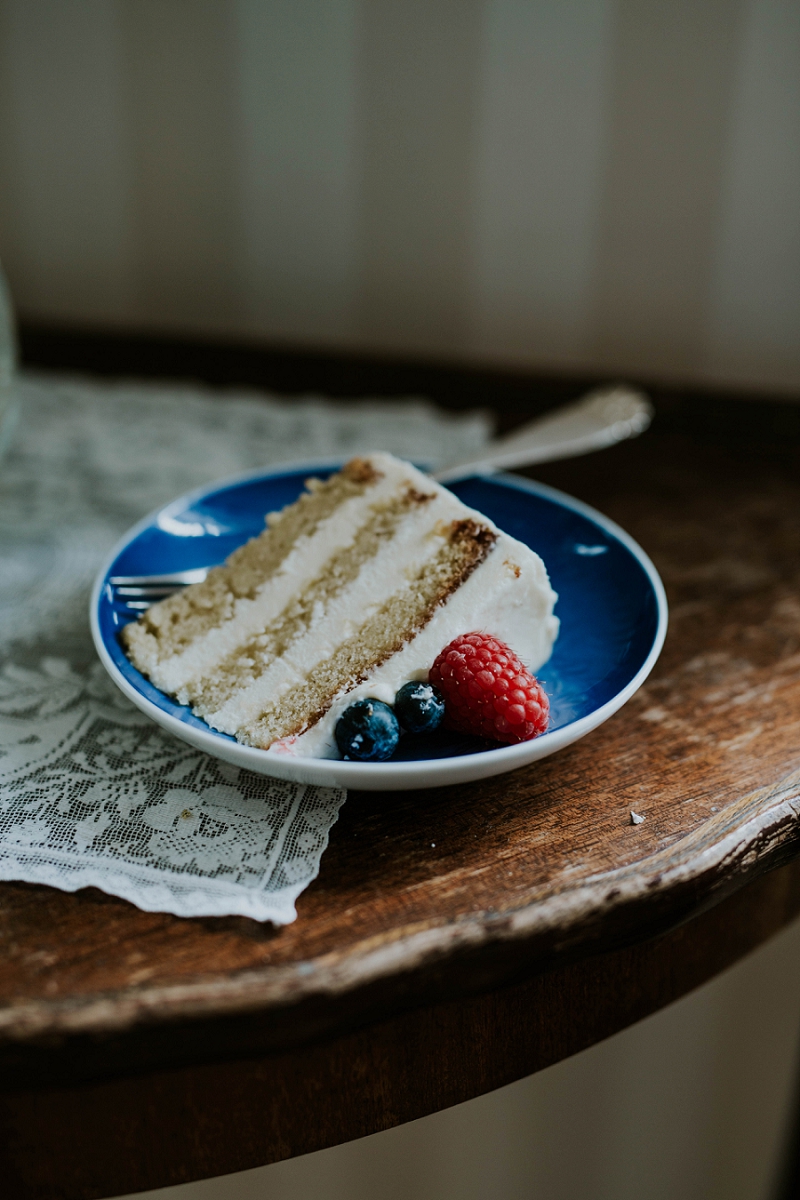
[{"xmin": 0, "ymin": 260, "xmax": 19, "ymax": 460}]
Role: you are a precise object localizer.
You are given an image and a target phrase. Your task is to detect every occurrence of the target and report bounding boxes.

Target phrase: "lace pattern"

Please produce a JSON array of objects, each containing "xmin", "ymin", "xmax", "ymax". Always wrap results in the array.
[{"xmin": 0, "ymin": 372, "xmax": 489, "ymax": 922}]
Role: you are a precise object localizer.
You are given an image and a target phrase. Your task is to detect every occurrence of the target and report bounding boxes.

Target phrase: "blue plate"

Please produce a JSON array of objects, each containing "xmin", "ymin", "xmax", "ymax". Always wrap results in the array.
[{"xmin": 91, "ymin": 461, "xmax": 667, "ymax": 791}]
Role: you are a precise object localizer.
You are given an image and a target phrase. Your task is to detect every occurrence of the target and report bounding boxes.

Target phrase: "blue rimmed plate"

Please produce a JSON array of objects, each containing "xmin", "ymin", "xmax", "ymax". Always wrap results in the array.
[{"xmin": 91, "ymin": 461, "xmax": 667, "ymax": 791}]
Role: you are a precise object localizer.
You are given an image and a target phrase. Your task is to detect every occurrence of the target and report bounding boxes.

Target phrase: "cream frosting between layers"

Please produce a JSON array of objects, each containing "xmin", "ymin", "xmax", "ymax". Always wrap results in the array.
[
  {"xmin": 201, "ymin": 485, "xmax": 487, "ymax": 736},
  {"xmin": 144, "ymin": 462, "xmax": 415, "ymax": 698}
]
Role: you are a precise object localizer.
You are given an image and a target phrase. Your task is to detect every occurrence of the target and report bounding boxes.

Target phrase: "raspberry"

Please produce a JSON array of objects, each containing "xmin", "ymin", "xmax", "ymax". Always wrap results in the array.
[{"xmin": 429, "ymin": 632, "xmax": 549, "ymax": 744}]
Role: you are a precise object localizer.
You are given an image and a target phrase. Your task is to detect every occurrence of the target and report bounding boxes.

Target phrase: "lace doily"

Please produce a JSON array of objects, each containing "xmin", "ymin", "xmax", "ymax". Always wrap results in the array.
[{"xmin": 0, "ymin": 372, "xmax": 490, "ymax": 922}]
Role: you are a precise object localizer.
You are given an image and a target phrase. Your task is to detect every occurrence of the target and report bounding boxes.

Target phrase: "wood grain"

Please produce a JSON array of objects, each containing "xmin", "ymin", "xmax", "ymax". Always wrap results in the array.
[{"xmin": 3, "ymin": 328, "xmax": 800, "ymax": 1197}]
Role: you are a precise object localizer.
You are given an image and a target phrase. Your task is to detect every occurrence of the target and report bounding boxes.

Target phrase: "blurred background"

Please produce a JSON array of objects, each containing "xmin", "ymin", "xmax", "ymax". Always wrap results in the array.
[
  {"xmin": 0, "ymin": 0, "xmax": 798, "ymax": 394},
  {"xmin": 2, "ymin": 3, "xmax": 800, "ymax": 1199}
]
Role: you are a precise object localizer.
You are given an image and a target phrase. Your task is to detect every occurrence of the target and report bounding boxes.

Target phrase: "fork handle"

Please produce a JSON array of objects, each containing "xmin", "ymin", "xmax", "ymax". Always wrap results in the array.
[{"xmin": 433, "ymin": 385, "xmax": 652, "ymax": 483}]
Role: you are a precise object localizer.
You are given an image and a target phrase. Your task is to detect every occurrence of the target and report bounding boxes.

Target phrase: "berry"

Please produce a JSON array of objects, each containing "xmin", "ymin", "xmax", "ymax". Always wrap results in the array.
[
  {"xmin": 429, "ymin": 632, "xmax": 549, "ymax": 744},
  {"xmin": 334, "ymin": 698, "xmax": 400, "ymax": 762},
  {"xmin": 394, "ymin": 681, "xmax": 446, "ymax": 733}
]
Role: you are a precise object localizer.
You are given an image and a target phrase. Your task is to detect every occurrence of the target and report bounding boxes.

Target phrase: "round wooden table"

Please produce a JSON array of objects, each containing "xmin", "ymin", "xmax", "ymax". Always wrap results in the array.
[{"xmin": 3, "ymin": 330, "xmax": 800, "ymax": 1200}]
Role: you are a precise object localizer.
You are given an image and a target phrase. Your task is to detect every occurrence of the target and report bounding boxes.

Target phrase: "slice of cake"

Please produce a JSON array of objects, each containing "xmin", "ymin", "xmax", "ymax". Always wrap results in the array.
[{"xmin": 122, "ymin": 453, "xmax": 559, "ymax": 758}]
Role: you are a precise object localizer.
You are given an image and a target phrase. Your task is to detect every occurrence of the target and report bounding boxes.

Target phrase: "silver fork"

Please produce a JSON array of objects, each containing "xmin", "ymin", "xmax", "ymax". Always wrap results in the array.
[
  {"xmin": 110, "ymin": 384, "xmax": 651, "ymax": 612},
  {"xmin": 108, "ymin": 568, "xmax": 210, "ymax": 610}
]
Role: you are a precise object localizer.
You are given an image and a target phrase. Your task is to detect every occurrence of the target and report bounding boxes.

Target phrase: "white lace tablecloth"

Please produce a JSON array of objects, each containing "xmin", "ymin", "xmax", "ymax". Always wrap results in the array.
[{"xmin": 0, "ymin": 372, "xmax": 490, "ymax": 922}]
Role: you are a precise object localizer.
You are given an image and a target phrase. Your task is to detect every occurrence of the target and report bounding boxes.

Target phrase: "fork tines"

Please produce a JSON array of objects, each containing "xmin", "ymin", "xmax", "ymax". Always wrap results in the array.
[{"xmin": 109, "ymin": 567, "xmax": 209, "ymax": 611}]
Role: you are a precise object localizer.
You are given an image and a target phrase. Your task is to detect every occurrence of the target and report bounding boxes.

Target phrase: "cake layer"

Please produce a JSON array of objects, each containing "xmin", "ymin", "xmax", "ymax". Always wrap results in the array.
[{"xmin": 123, "ymin": 457, "xmax": 382, "ymax": 671}]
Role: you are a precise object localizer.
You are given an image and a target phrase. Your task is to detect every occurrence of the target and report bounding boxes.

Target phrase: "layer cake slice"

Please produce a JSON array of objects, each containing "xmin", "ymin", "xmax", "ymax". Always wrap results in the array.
[{"xmin": 122, "ymin": 453, "xmax": 559, "ymax": 758}]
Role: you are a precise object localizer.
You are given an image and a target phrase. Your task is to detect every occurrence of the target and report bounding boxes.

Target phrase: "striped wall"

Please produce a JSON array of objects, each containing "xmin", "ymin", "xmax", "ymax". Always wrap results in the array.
[{"xmin": 0, "ymin": 0, "xmax": 798, "ymax": 394}]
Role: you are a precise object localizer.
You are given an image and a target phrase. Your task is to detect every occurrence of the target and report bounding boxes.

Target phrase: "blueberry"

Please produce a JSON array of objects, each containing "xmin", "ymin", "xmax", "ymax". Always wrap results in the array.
[
  {"xmin": 335, "ymin": 698, "xmax": 400, "ymax": 762},
  {"xmin": 394, "ymin": 681, "xmax": 446, "ymax": 734}
]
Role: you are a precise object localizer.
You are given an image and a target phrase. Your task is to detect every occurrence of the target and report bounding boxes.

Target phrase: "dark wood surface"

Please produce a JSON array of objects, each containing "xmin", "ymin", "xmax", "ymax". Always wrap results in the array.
[
  {"xmin": 4, "ymin": 863, "xmax": 800, "ymax": 1200},
  {"xmin": 4, "ymin": 324, "xmax": 800, "ymax": 1199}
]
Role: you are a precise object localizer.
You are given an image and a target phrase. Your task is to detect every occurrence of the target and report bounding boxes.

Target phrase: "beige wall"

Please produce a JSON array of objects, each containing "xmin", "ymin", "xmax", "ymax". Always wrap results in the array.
[{"xmin": 1, "ymin": 0, "xmax": 799, "ymax": 394}]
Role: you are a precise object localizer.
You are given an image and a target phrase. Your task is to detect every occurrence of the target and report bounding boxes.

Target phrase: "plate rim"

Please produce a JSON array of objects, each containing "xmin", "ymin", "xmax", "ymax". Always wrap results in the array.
[{"xmin": 90, "ymin": 460, "xmax": 668, "ymax": 792}]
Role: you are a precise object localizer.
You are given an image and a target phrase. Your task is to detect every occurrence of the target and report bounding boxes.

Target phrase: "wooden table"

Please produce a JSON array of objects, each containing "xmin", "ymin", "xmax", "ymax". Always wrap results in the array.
[{"xmin": 4, "ymin": 329, "xmax": 800, "ymax": 1200}]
